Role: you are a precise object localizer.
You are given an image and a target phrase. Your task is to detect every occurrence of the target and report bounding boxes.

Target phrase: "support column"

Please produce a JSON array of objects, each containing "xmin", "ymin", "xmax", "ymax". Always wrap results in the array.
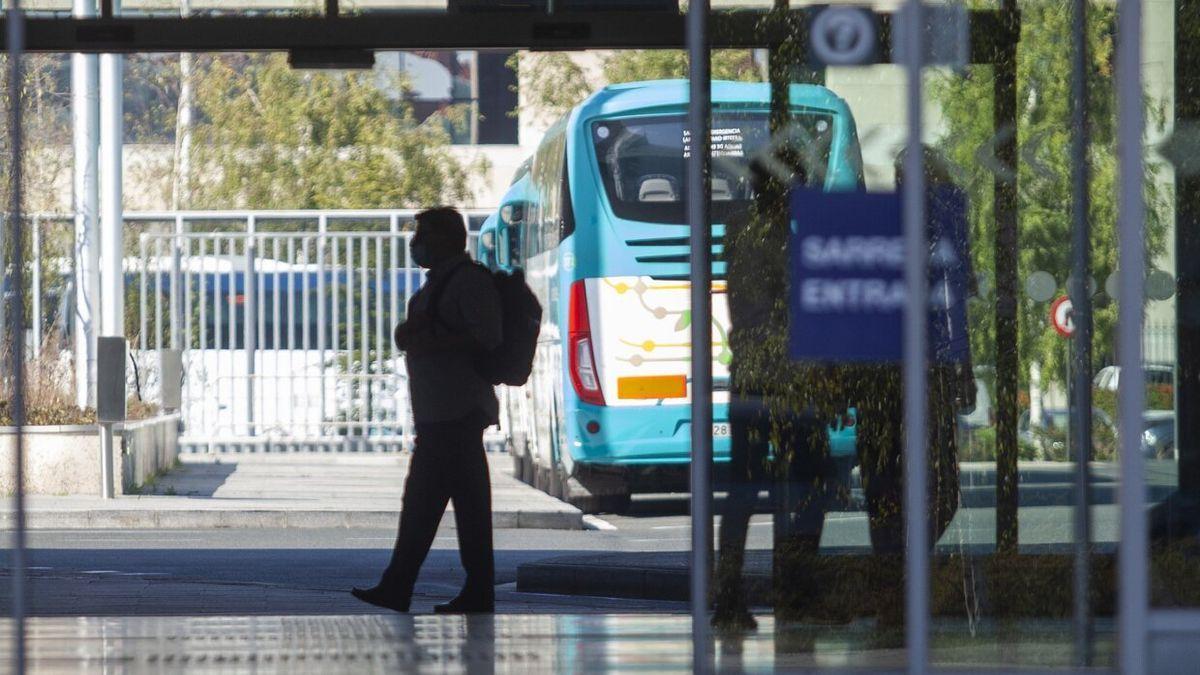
[
  {"xmin": 1155, "ymin": 0, "xmax": 1200, "ymax": 538},
  {"xmin": 992, "ymin": 0, "xmax": 1021, "ymax": 555},
  {"xmin": 686, "ymin": 0, "xmax": 713, "ymax": 668},
  {"xmin": 72, "ymin": 0, "xmax": 99, "ymax": 407},
  {"xmin": 99, "ymin": 37, "xmax": 123, "ymax": 339}
]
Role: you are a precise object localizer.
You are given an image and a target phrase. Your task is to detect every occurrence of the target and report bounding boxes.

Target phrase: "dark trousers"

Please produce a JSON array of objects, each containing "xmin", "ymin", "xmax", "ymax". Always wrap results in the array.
[
  {"xmin": 719, "ymin": 395, "xmax": 835, "ymax": 556},
  {"xmin": 381, "ymin": 411, "xmax": 494, "ymax": 601},
  {"xmin": 853, "ymin": 366, "xmax": 961, "ymax": 554}
]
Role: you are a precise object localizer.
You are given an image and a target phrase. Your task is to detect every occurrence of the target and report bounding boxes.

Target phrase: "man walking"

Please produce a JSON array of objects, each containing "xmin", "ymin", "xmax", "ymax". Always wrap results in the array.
[{"xmin": 353, "ymin": 206, "xmax": 503, "ymax": 614}]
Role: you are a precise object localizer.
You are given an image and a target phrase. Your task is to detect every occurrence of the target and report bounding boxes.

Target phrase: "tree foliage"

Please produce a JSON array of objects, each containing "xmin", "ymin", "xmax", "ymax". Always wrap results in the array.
[
  {"xmin": 509, "ymin": 49, "xmax": 761, "ymax": 125},
  {"xmin": 928, "ymin": 1, "xmax": 1170, "ymax": 386},
  {"xmin": 189, "ymin": 53, "xmax": 479, "ymax": 211}
]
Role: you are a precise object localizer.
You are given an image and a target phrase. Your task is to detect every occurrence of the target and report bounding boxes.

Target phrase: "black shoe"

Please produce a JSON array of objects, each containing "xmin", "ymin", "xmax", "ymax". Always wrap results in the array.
[
  {"xmin": 433, "ymin": 594, "xmax": 495, "ymax": 614},
  {"xmin": 351, "ymin": 585, "xmax": 411, "ymax": 613}
]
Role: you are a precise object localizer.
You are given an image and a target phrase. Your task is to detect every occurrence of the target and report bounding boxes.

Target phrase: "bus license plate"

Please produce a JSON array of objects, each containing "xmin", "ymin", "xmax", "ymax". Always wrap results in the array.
[{"xmin": 713, "ymin": 423, "xmax": 731, "ymax": 438}]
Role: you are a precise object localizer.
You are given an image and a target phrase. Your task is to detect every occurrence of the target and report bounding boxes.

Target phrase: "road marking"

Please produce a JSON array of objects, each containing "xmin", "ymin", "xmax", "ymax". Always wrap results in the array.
[
  {"xmin": 651, "ymin": 520, "xmax": 771, "ymax": 531},
  {"xmin": 80, "ymin": 570, "xmax": 171, "ymax": 576},
  {"xmin": 582, "ymin": 515, "xmax": 617, "ymax": 531}
]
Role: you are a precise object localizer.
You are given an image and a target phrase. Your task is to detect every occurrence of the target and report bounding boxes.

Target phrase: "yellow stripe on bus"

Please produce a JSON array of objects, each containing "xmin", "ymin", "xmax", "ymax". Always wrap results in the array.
[{"xmin": 616, "ymin": 375, "xmax": 688, "ymax": 400}]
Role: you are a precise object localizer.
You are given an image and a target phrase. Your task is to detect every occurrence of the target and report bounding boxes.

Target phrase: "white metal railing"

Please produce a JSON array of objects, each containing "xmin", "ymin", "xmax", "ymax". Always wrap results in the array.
[{"xmin": 120, "ymin": 209, "xmax": 488, "ymax": 452}]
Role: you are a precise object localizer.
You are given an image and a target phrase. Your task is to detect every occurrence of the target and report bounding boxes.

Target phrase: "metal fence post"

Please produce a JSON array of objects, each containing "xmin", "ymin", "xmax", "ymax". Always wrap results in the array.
[
  {"xmin": 901, "ymin": 0, "xmax": 930, "ymax": 671},
  {"xmin": 6, "ymin": 4, "xmax": 29, "ymax": 670},
  {"xmin": 245, "ymin": 215, "xmax": 257, "ymax": 438},
  {"xmin": 318, "ymin": 215, "xmax": 328, "ymax": 446},
  {"xmin": 686, "ymin": 0, "xmax": 714, "ymax": 669},
  {"xmin": 1116, "ymin": 0, "xmax": 1149, "ymax": 669},
  {"xmin": 31, "ymin": 218, "xmax": 40, "ymax": 358}
]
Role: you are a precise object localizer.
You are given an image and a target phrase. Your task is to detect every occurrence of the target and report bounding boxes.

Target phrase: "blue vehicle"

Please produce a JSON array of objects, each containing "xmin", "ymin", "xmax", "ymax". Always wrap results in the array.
[
  {"xmin": 477, "ymin": 213, "xmax": 501, "ymax": 269},
  {"xmin": 478, "ymin": 158, "xmax": 532, "ymax": 271},
  {"xmin": 501, "ymin": 80, "xmax": 863, "ymax": 513}
]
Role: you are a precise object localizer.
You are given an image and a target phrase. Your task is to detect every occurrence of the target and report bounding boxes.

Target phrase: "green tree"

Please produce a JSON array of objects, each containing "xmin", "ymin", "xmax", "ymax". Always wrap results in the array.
[
  {"xmin": 509, "ymin": 48, "xmax": 761, "ymax": 124},
  {"xmin": 929, "ymin": 1, "xmax": 1170, "ymax": 388},
  {"xmin": 190, "ymin": 53, "xmax": 480, "ymax": 211}
]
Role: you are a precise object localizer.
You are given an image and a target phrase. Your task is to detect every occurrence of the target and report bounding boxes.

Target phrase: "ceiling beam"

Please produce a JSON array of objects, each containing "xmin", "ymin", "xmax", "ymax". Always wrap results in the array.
[{"xmin": 0, "ymin": 9, "xmax": 1007, "ymax": 60}]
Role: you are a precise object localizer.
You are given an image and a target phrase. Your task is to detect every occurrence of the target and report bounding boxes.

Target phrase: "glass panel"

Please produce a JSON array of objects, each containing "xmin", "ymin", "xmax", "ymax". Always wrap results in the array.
[{"xmin": 1149, "ymin": 0, "xmax": 1194, "ymax": 616}]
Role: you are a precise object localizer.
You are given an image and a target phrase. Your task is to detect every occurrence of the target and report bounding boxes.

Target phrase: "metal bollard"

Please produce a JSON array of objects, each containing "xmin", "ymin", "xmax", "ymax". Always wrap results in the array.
[{"xmin": 96, "ymin": 337, "xmax": 127, "ymax": 499}]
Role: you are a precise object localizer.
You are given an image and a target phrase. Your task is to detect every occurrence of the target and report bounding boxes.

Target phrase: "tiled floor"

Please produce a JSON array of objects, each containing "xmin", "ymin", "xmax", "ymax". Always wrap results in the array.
[{"xmin": 0, "ymin": 614, "xmax": 1113, "ymax": 673}]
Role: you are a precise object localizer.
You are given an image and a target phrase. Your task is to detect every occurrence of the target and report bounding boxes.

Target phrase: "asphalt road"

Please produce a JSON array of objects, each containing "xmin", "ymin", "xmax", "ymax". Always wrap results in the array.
[{"xmin": 0, "ymin": 494, "xmax": 1123, "ymax": 616}]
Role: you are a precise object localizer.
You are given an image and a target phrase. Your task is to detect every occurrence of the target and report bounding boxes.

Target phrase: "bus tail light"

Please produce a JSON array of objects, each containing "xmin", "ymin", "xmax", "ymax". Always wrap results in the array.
[{"xmin": 569, "ymin": 280, "xmax": 606, "ymax": 406}]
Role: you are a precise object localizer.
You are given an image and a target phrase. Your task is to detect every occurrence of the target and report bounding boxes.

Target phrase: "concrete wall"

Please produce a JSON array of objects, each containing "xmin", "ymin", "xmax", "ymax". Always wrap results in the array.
[
  {"xmin": 120, "ymin": 414, "xmax": 182, "ymax": 493},
  {"xmin": 0, "ymin": 414, "xmax": 181, "ymax": 496}
]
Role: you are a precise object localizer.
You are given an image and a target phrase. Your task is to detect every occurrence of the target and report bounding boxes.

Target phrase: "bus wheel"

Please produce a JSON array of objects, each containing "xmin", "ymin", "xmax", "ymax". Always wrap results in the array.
[
  {"xmin": 521, "ymin": 452, "xmax": 536, "ymax": 484},
  {"xmin": 562, "ymin": 476, "xmax": 631, "ymax": 515},
  {"xmin": 549, "ymin": 466, "xmax": 566, "ymax": 500},
  {"xmin": 511, "ymin": 452, "xmax": 524, "ymax": 480},
  {"xmin": 534, "ymin": 464, "xmax": 553, "ymax": 494}
]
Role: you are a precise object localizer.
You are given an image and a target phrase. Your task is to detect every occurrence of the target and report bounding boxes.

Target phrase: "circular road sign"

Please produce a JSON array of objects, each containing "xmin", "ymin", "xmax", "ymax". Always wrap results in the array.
[
  {"xmin": 811, "ymin": 7, "xmax": 877, "ymax": 66},
  {"xmin": 1051, "ymin": 295, "xmax": 1074, "ymax": 338}
]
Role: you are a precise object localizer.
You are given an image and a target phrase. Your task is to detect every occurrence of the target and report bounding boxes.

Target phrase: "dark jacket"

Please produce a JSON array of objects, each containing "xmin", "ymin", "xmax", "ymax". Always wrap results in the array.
[{"xmin": 403, "ymin": 254, "xmax": 503, "ymax": 425}]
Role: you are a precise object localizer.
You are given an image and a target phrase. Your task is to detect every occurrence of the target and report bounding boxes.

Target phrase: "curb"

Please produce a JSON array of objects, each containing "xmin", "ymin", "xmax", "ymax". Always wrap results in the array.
[
  {"xmin": 517, "ymin": 554, "xmax": 771, "ymax": 604},
  {"xmin": 0, "ymin": 509, "xmax": 583, "ymax": 530}
]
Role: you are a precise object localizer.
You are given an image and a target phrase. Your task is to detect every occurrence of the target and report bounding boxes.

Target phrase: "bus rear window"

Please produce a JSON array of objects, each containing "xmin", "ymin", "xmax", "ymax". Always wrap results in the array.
[{"xmin": 591, "ymin": 112, "xmax": 834, "ymax": 225}]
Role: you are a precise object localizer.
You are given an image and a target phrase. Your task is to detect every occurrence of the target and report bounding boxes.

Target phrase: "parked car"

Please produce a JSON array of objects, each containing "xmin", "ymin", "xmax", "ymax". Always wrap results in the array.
[
  {"xmin": 1141, "ymin": 410, "xmax": 1176, "ymax": 460},
  {"xmin": 958, "ymin": 376, "xmax": 994, "ymax": 429},
  {"xmin": 1018, "ymin": 407, "xmax": 1117, "ymax": 460},
  {"xmin": 1093, "ymin": 364, "xmax": 1174, "ymax": 391}
]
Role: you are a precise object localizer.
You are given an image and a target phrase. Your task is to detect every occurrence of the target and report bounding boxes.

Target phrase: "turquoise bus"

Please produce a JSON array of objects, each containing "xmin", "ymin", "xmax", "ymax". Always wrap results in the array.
[
  {"xmin": 501, "ymin": 80, "xmax": 863, "ymax": 513},
  {"xmin": 478, "ymin": 158, "xmax": 532, "ymax": 271}
]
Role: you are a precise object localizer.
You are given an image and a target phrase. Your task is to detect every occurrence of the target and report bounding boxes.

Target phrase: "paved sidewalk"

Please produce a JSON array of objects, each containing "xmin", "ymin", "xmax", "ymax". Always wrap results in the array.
[
  {"xmin": 0, "ymin": 453, "xmax": 582, "ymax": 530},
  {"xmin": 0, "ymin": 614, "xmax": 1106, "ymax": 672}
]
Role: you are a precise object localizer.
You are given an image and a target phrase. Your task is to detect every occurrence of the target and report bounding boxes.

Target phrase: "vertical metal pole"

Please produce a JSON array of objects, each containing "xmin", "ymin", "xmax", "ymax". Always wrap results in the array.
[
  {"xmin": 1116, "ymin": 0, "xmax": 1148, "ymax": 669},
  {"xmin": 686, "ymin": 0, "xmax": 713, "ymax": 669},
  {"xmin": 6, "ymin": 3, "xmax": 29, "ymax": 670},
  {"xmin": 154, "ymin": 238, "xmax": 163, "ymax": 351},
  {"xmin": 72, "ymin": 0, "xmax": 100, "ymax": 408},
  {"xmin": 199, "ymin": 237, "xmax": 207, "ymax": 433},
  {"xmin": 138, "ymin": 234, "xmax": 147, "ymax": 349},
  {"xmin": 226, "ymin": 236, "xmax": 235, "ymax": 436},
  {"xmin": 99, "ymin": 25, "xmax": 123, "ymax": 340},
  {"xmin": 374, "ymin": 235, "xmax": 384, "ymax": 440},
  {"xmin": 901, "ymin": 0, "xmax": 929, "ymax": 671},
  {"xmin": 1069, "ymin": 0, "xmax": 1094, "ymax": 661},
  {"xmin": 302, "ymin": 236, "xmax": 311, "ymax": 437},
  {"xmin": 360, "ymin": 236, "xmax": 368, "ymax": 445},
  {"xmin": 245, "ymin": 217, "xmax": 256, "ymax": 437},
  {"xmin": 171, "ymin": 215, "xmax": 183, "ymax": 350},
  {"xmin": 31, "ymin": 219, "xmax": 40, "ymax": 357},
  {"xmin": 100, "ymin": 422, "xmax": 115, "ymax": 499},
  {"xmin": 183, "ymin": 235, "xmax": 193, "ymax": 431},
  {"xmin": 317, "ymin": 216, "xmax": 327, "ymax": 442}
]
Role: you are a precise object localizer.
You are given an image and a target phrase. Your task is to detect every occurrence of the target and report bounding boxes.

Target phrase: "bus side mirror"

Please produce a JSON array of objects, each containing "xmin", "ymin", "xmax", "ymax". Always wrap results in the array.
[
  {"xmin": 497, "ymin": 201, "xmax": 526, "ymax": 271},
  {"xmin": 500, "ymin": 203, "xmax": 525, "ymax": 226}
]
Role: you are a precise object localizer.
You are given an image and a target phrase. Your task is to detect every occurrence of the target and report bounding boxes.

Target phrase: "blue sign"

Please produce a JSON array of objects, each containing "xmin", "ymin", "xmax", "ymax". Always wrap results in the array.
[
  {"xmin": 788, "ymin": 186, "xmax": 972, "ymax": 363},
  {"xmin": 789, "ymin": 188, "xmax": 905, "ymax": 362}
]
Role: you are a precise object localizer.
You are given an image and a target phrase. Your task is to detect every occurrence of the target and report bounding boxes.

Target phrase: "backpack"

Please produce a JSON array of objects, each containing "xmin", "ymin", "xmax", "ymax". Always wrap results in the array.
[{"xmin": 426, "ymin": 261, "xmax": 542, "ymax": 387}]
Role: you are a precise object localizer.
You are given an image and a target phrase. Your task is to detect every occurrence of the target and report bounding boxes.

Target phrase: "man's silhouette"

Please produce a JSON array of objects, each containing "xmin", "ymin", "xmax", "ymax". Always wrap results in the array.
[{"xmin": 353, "ymin": 207, "xmax": 503, "ymax": 614}]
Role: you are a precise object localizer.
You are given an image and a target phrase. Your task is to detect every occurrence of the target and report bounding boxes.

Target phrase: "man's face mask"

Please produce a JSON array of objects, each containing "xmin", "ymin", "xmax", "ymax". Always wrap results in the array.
[{"xmin": 410, "ymin": 240, "xmax": 433, "ymax": 269}]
